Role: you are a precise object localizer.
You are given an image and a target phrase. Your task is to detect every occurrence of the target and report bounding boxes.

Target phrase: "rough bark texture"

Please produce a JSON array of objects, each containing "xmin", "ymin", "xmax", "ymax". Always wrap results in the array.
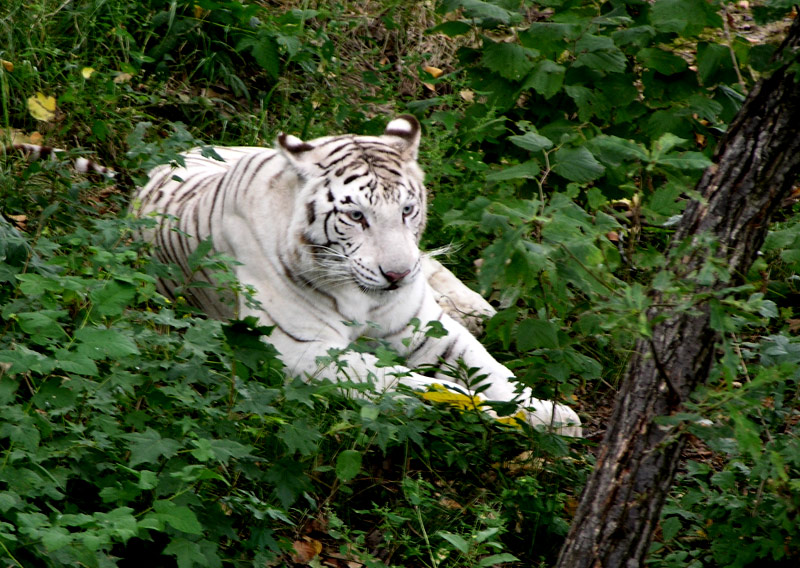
[{"xmin": 556, "ymin": 16, "xmax": 800, "ymax": 568}]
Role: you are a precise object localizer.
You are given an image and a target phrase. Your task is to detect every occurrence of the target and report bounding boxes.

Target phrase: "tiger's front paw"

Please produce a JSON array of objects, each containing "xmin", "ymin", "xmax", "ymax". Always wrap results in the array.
[
  {"xmin": 422, "ymin": 257, "xmax": 495, "ymax": 335},
  {"xmin": 523, "ymin": 399, "xmax": 583, "ymax": 438}
]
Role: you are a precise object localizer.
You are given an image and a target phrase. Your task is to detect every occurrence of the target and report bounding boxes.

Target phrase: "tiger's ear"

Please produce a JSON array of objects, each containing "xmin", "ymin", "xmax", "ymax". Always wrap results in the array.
[
  {"xmin": 277, "ymin": 132, "xmax": 316, "ymax": 176},
  {"xmin": 383, "ymin": 115, "xmax": 421, "ymax": 161}
]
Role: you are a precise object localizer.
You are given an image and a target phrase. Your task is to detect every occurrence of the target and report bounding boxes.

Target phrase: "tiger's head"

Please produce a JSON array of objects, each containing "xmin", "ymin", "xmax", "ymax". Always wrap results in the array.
[{"xmin": 278, "ymin": 116, "xmax": 427, "ymax": 294}]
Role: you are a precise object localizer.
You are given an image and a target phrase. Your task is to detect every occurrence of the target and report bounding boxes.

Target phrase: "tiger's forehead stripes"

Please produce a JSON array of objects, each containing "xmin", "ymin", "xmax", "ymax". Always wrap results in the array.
[{"xmin": 313, "ymin": 137, "xmax": 415, "ymax": 202}]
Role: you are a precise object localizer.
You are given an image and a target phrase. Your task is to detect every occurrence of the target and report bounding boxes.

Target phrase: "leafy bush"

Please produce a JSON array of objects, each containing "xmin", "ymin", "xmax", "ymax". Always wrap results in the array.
[{"xmin": 1, "ymin": 0, "xmax": 799, "ymax": 566}]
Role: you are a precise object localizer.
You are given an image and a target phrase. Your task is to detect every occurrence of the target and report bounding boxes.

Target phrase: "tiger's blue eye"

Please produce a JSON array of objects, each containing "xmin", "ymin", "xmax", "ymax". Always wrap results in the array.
[
  {"xmin": 402, "ymin": 204, "xmax": 414, "ymax": 216},
  {"xmin": 348, "ymin": 210, "xmax": 364, "ymax": 222}
]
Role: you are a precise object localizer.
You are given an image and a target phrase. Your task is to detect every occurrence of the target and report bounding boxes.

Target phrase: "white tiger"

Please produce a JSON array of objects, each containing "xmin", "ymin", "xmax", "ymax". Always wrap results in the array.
[{"xmin": 132, "ymin": 116, "xmax": 582, "ymax": 436}]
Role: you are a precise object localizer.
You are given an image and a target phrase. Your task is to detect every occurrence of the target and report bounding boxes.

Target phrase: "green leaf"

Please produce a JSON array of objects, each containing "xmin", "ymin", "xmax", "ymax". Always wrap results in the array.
[
  {"xmin": 573, "ymin": 34, "xmax": 626, "ymax": 73},
  {"xmin": 41, "ymin": 527, "xmax": 72, "ymax": 551},
  {"xmin": 732, "ymin": 414, "xmax": 762, "ymax": 459},
  {"xmin": 163, "ymin": 537, "xmax": 209, "ymax": 568},
  {"xmin": 551, "ymin": 147, "xmax": 605, "ymax": 183},
  {"xmin": 508, "ymin": 131, "xmax": 553, "ymax": 153},
  {"xmin": 90, "ymin": 281, "xmax": 136, "ymax": 317},
  {"xmin": 650, "ymin": 132, "xmax": 688, "ymax": 158},
  {"xmin": 15, "ymin": 310, "xmax": 68, "ymax": 341},
  {"xmin": 75, "ymin": 326, "xmax": 140, "ymax": 359},
  {"xmin": 486, "ymin": 160, "xmax": 541, "ymax": 181},
  {"xmin": 655, "ymin": 152, "xmax": 712, "ymax": 171},
  {"xmin": 153, "ymin": 501, "xmax": 203, "ymax": 535},
  {"xmin": 439, "ymin": 531, "xmax": 470, "ymax": 554},
  {"xmin": 661, "ymin": 516, "xmax": 682, "ymax": 542},
  {"xmin": 427, "ymin": 21, "xmax": 472, "ymax": 36},
  {"xmin": 517, "ymin": 318, "xmax": 559, "ymax": 351},
  {"xmin": 479, "ymin": 553, "xmax": 520, "ymax": 566},
  {"xmin": 637, "ymin": 47, "xmax": 688, "ymax": 75},
  {"xmin": 697, "ymin": 42, "xmax": 731, "ymax": 84},
  {"xmin": 125, "ymin": 428, "xmax": 182, "ymax": 467},
  {"xmin": 522, "ymin": 59, "xmax": 565, "ymax": 99},
  {"xmin": 265, "ymin": 459, "xmax": 312, "ymax": 508},
  {"xmin": 482, "ymin": 41, "xmax": 537, "ymax": 81},
  {"xmin": 335, "ymin": 449, "xmax": 362, "ymax": 482},
  {"xmin": 588, "ymin": 136, "xmax": 649, "ymax": 165},
  {"xmin": 190, "ymin": 438, "xmax": 252, "ymax": 464},
  {"xmin": 650, "ymin": 0, "xmax": 722, "ymax": 35},
  {"xmin": 186, "ymin": 237, "xmax": 215, "ymax": 272},
  {"xmin": 52, "ymin": 348, "xmax": 99, "ymax": 376},
  {"xmin": 251, "ymin": 34, "xmax": 280, "ymax": 79},
  {"xmin": 450, "ymin": 0, "xmax": 517, "ymax": 24},
  {"xmin": 279, "ymin": 419, "xmax": 322, "ymax": 456}
]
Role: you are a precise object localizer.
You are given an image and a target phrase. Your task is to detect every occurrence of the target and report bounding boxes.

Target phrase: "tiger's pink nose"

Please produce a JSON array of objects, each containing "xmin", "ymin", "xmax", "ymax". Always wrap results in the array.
[{"xmin": 382, "ymin": 268, "xmax": 410, "ymax": 284}]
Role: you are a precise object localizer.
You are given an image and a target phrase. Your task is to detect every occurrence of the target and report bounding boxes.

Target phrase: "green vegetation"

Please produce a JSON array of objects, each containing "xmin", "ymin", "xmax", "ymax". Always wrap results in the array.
[{"xmin": 1, "ymin": 0, "xmax": 799, "ymax": 566}]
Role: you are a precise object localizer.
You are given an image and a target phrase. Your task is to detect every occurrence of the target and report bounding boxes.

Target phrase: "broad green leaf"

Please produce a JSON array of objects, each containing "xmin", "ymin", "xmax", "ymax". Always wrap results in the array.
[
  {"xmin": 509, "ymin": 131, "xmax": 553, "ymax": 153},
  {"xmin": 650, "ymin": 0, "xmax": 722, "ymax": 35},
  {"xmin": 186, "ymin": 237, "xmax": 214, "ymax": 271},
  {"xmin": 551, "ymin": 147, "xmax": 605, "ymax": 183},
  {"xmin": 75, "ymin": 326, "xmax": 140, "ymax": 359},
  {"xmin": 190, "ymin": 438, "xmax": 252, "ymax": 464},
  {"xmin": 486, "ymin": 160, "xmax": 541, "ymax": 181},
  {"xmin": 15, "ymin": 310, "xmax": 68, "ymax": 340},
  {"xmin": 163, "ymin": 537, "xmax": 208, "ymax": 568},
  {"xmin": 41, "ymin": 527, "xmax": 72, "ymax": 551},
  {"xmin": 479, "ymin": 553, "xmax": 520, "ymax": 566},
  {"xmin": 448, "ymin": 0, "xmax": 517, "ymax": 24},
  {"xmin": 335, "ymin": 449, "xmax": 362, "ymax": 482},
  {"xmin": 279, "ymin": 419, "xmax": 322, "ymax": 456},
  {"xmin": 482, "ymin": 41, "xmax": 537, "ymax": 81},
  {"xmin": 565, "ymin": 85, "xmax": 611, "ymax": 122},
  {"xmin": 651, "ymin": 132, "xmax": 688, "ymax": 157},
  {"xmin": 94, "ymin": 508, "xmax": 138, "ymax": 542},
  {"xmin": 53, "ymin": 349, "xmax": 100, "ymax": 376},
  {"xmin": 265, "ymin": 459, "xmax": 312, "ymax": 508},
  {"xmin": 655, "ymin": 152, "xmax": 712, "ymax": 171},
  {"xmin": 522, "ymin": 59, "xmax": 565, "ymax": 99},
  {"xmin": 125, "ymin": 428, "xmax": 182, "ymax": 467},
  {"xmin": 573, "ymin": 35, "xmax": 626, "ymax": 73},
  {"xmin": 588, "ymin": 135, "xmax": 649, "ymax": 165},
  {"xmin": 0, "ymin": 411, "xmax": 40, "ymax": 450},
  {"xmin": 90, "ymin": 281, "xmax": 136, "ymax": 317},
  {"xmin": 697, "ymin": 42, "xmax": 731, "ymax": 84},
  {"xmin": 517, "ymin": 318, "xmax": 559, "ymax": 351},
  {"xmin": 732, "ymin": 414, "xmax": 763, "ymax": 460},
  {"xmin": 153, "ymin": 501, "xmax": 203, "ymax": 535},
  {"xmin": 637, "ymin": 47, "xmax": 688, "ymax": 75},
  {"xmin": 439, "ymin": 531, "xmax": 470, "ymax": 554},
  {"xmin": 661, "ymin": 516, "xmax": 682, "ymax": 542},
  {"xmin": 427, "ymin": 20, "xmax": 472, "ymax": 36},
  {"xmin": 251, "ymin": 34, "xmax": 280, "ymax": 79}
]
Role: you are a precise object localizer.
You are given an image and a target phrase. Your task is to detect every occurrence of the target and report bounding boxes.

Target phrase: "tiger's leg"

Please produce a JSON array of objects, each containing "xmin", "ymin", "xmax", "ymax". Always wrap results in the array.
[
  {"xmin": 400, "ymin": 303, "xmax": 582, "ymax": 437},
  {"xmin": 421, "ymin": 257, "xmax": 495, "ymax": 335}
]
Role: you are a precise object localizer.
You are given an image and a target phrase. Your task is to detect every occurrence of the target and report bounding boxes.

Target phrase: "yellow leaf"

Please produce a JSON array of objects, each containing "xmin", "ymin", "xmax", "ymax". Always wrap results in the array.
[
  {"xmin": 1, "ymin": 60, "xmax": 13, "ymax": 72},
  {"xmin": 81, "ymin": 67, "xmax": 95, "ymax": 79},
  {"xmin": 419, "ymin": 384, "xmax": 481, "ymax": 410},
  {"xmin": 113, "ymin": 72, "xmax": 133, "ymax": 84},
  {"xmin": 27, "ymin": 92, "xmax": 56, "ymax": 122},
  {"xmin": 423, "ymin": 65, "xmax": 443, "ymax": 78}
]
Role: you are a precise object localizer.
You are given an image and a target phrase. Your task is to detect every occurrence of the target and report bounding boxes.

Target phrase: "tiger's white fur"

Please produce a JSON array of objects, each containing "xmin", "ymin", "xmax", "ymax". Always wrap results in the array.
[{"xmin": 132, "ymin": 116, "xmax": 581, "ymax": 436}]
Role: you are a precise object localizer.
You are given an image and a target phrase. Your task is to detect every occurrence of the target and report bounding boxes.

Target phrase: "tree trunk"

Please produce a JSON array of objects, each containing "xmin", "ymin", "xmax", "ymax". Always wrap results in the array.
[{"xmin": 556, "ymin": 15, "xmax": 800, "ymax": 568}]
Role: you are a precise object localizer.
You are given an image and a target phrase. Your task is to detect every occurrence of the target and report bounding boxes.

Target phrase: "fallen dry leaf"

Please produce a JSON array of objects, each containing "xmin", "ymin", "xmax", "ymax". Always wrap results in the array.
[
  {"xmin": 27, "ymin": 92, "xmax": 56, "ymax": 122},
  {"xmin": 291, "ymin": 537, "xmax": 323, "ymax": 564},
  {"xmin": 423, "ymin": 65, "xmax": 443, "ymax": 78},
  {"xmin": 1, "ymin": 60, "xmax": 13, "ymax": 72}
]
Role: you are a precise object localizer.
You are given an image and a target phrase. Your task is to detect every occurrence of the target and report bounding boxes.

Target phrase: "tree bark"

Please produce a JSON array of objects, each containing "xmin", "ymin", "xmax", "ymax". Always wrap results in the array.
[{"xmin": 556, "ymin": 15, "xmax": 800, "ymax": 568}]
